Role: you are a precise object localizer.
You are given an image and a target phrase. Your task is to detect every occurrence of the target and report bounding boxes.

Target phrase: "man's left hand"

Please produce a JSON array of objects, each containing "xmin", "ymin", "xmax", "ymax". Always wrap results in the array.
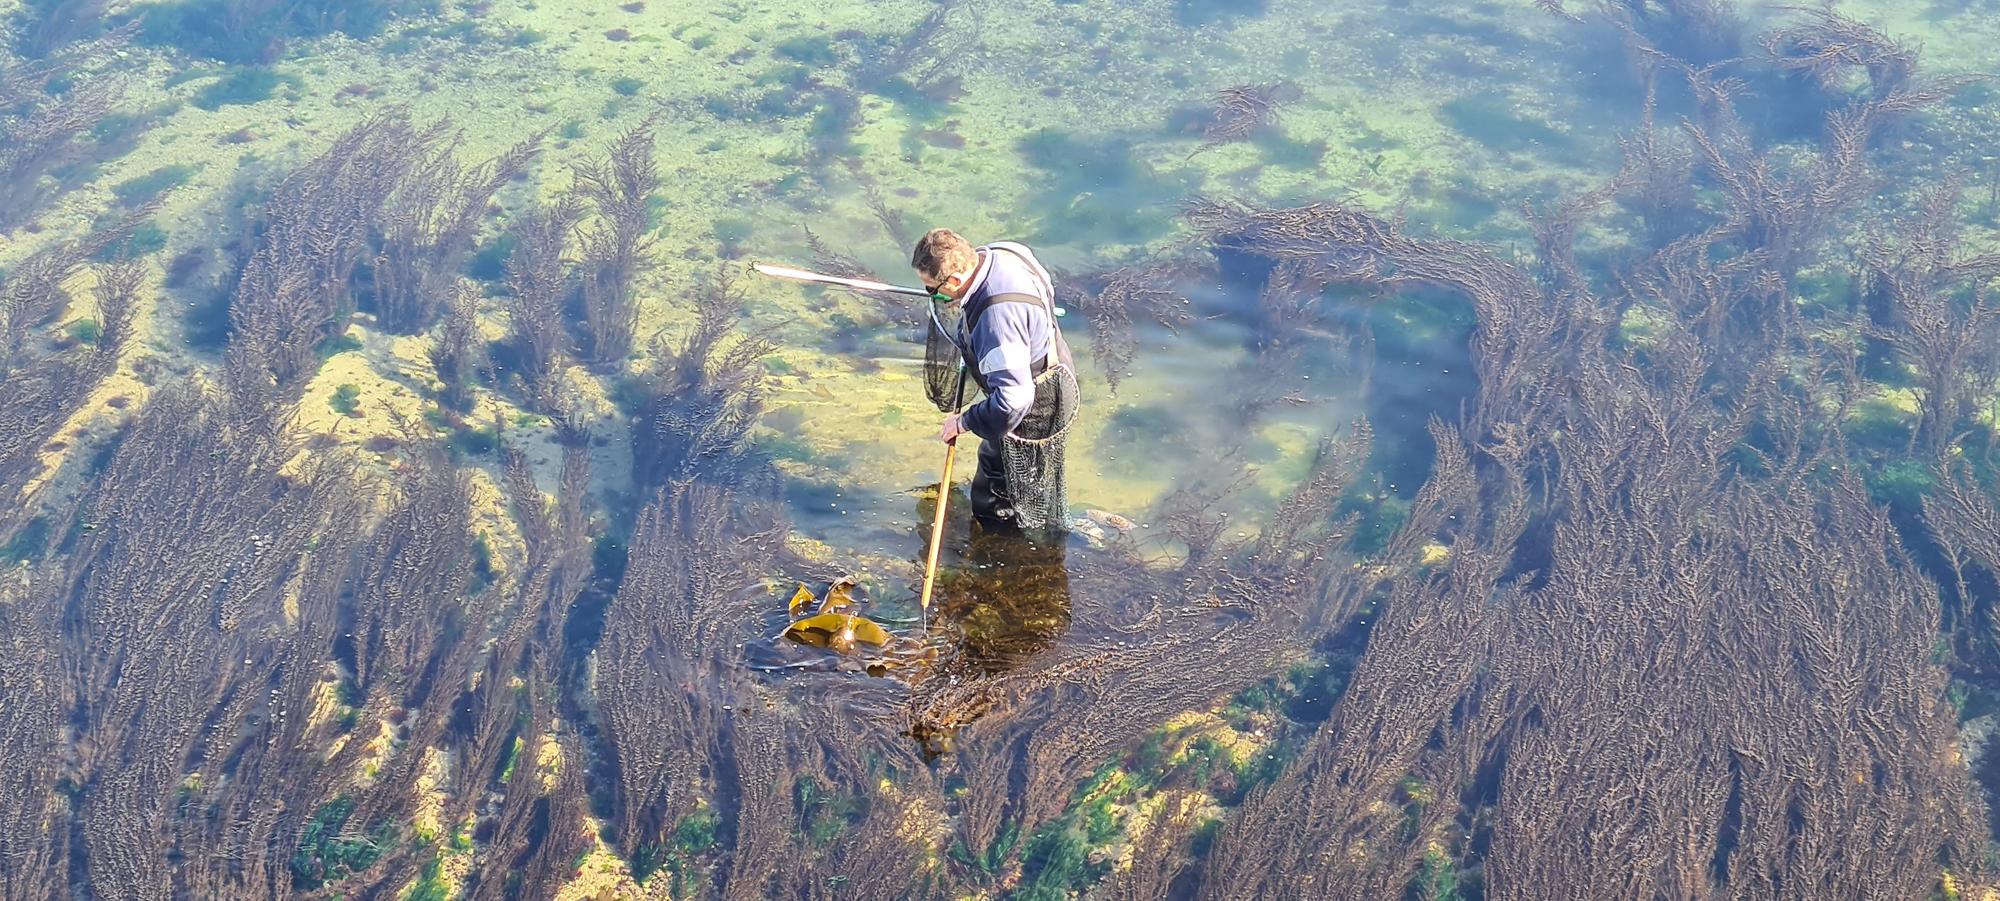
[{"xmin": 937, "ymin": 414, "xmax": 967, "ymax": 444}]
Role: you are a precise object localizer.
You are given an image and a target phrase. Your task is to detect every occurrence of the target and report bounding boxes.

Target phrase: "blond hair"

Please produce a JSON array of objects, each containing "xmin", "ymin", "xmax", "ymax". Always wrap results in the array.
[{"xmin": 910, "ymin": 228, "xmax": 977, "ymax": 284}]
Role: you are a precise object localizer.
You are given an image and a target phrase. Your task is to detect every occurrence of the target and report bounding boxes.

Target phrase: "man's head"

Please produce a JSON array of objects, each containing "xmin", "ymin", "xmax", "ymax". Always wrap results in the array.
[{"xmin": 911, "ymin": 228, "xmax": 978, "ymax": 301}]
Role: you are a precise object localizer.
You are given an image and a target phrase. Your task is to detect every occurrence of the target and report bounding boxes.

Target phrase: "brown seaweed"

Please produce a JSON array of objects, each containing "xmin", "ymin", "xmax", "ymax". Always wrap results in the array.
[
  {"xmin": 224, "ymin": 115, "xmax": 420, "ymax": 417},
  {"xmin": 427, "ymin": 280, "xmax": 488, "ymax": 412},
  {"xmin": 1861, "ymin": 182, "xmax": 2000, "ymax": 457},
  {"xmin": 574, "ymin": 117, "xmax": 660, "ymax": 367},
  {"xmin": 1075, "ymin": 259, "xmax": 1203, "ymax": 394},
  {"xmin": 0, "ymin": 30, "xmax": 129, "ymax": 231},
  {"xmin": 1189, "ymin": 81, "xmax": 1304, "ymax": 157},
  {"xmin": 501, "ymin": 193, "xmax": 584, "ymax": 409},
  {"xmin": 631, "ymin": 268, "xmax": 772, "ymax": 492},
  {"xmin": 899, "ymin": 425, "xmax": 1376, "ymax": 881},
  {"xmin": 371, "ymin": 125, "xmax": 544, "ymax": 334},
  {"xmin": 0, "ymin": 253, "xmax": 138, "ymax": 543},
  {"xmin": 59, "ymin": 386, "xmax": 369, "ymax": 896},
  {"xmin": 1172, "ymin": 14, "xmax": 1989, "ymax": 894}
]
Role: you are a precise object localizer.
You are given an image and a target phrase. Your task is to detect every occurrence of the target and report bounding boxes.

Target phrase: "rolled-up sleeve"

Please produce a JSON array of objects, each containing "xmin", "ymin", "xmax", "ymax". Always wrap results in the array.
[{"xmin": 960, "ymin": 306, "xmax": 1038, "ymax": 443}]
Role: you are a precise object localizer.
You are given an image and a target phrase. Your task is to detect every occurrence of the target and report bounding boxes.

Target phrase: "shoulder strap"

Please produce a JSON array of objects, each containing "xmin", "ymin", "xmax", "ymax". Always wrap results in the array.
[
  {"xmin": 963, "ymin": 245, "xmax": 1071, "ymax": 375},
  {"xmin": 982, "ymin": 243, "xmax": 1057, "ymax": 314},
  {"xmin": 964, "ymin": 292, "xmax": 1046, "ymax": 334}
]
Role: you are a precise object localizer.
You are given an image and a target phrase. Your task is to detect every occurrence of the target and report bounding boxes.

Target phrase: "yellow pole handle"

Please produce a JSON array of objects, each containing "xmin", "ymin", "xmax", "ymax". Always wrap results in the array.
[{"xmin": 918, "ymin": 439, "xmax": 959, "ymax": 613}]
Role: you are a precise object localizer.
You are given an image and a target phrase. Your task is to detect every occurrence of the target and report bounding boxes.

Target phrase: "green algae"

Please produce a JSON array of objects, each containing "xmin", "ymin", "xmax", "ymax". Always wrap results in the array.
[
  {"xmin": 86, "ymin": 218, "xmax": 167, "ymax": 262},
  {"xmin": 1416, "ymin": 844, "xmax": 1466, "ymax": 900},
  {"xmin": 329, "ymin": 383, "xmax": 361, "ymax": 417},
  {"xmin": 794, "ymin": 776, "xmax": 863, "ymax": 846},
  {"xmin": 1868, "ymin": 459, "xmax": 1937, "ymax": 512},
  {"xmin": 404, "ymin": 855, "xmax": 449, "ymax": 901},
  {"xmin": 632, "ymin": 809, "xmax": 719, "ymax": 888},
  {"xmin": 1846, "ymin": 395, "xmax": 1919, "ymax": 451},
  {"xmin": 949, "ymin": 819, "xmax": 1020, "ymax": 876},
  {"xmin": 290, "ymin": 798, "xmax": 397, "ymax": 890}
]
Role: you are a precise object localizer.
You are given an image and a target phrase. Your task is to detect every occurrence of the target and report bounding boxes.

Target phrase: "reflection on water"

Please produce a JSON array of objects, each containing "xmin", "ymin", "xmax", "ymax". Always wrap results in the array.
[{"xmin": 931, "ymin": 523, "xmax": 1075, "ymax": 674}]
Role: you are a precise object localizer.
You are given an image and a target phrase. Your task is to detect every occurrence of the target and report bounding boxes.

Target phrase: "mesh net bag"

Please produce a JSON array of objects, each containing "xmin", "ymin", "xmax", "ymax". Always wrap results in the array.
[
  {"xmin": 1001, "ymin": 362, "xmax": 1080, "ymax": 531},
  {"xmin": 924, "ymin": 300, "xmax": 974, "ymax": 412}
]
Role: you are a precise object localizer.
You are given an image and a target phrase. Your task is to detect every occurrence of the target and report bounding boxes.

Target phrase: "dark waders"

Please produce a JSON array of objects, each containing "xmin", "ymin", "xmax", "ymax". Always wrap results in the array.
[{"xmin": 969, "ymin": 438, "xmax": 1015, "ymax": 529}]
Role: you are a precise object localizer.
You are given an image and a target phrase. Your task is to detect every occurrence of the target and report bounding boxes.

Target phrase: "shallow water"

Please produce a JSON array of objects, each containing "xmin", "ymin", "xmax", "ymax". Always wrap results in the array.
[{"xmin": 5, "ymin": 0, "xmax": 2000, "ymax": 897}]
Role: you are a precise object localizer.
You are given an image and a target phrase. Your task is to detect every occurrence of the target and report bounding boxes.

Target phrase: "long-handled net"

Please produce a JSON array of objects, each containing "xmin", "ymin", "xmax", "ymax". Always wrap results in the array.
[{"xmin": 925, "ymin": 300, "xmax": 973, "ymax": 412}]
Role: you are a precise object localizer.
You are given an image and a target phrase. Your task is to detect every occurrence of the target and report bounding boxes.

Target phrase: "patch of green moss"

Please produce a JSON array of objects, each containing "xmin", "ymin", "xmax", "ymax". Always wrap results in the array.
[
  {"xmin": 1416, "ymin": 845, "xmax": 1464, "ymax": 900},
  {"xmin": 140, "ymin": 0, "xmax": 437, "ymax": 63},
  {"xmin": 1418, "ymin": 177, "xmax": 1503, "ymax": 234},
  {"xmin": 1254, "ymin": 131, "xmax": 1328, "ymax": 170},
  {"xmin": 1790, "ymin": 264, "xmax": 1855, "ymax": 316},
  {"xmin": 449, "ymin": 423, "xmax": 498, "ymax": 456},
  {"xmin": 467, "ymin": 232, "xmax": 517, "ymax": 281},
  {"xmin": 319, "ymin": 332, "xmax": 364, "ymax": 358},
  {"xmin": 1867, "ymin": 459, "xmax": 1935, "ymax": 512},
  {"xmin": 1080, "ymin": 796, "xmax": 1120, "ymax": 845},
  {"xmin": 640, "ymin": 193, "xmax": 671, "ymax": 236},
  {"xmin": 68, "ymin": 318, "xmax": 103, "ymax": 345},
  {"xmin": 795, "ymin": 776, "xmax": 862, "ymax": 846},
  {"xmin": 611, "ymin": 75, "xmax": 644, "ymax": 96},
  {"xmin": 329, "ymin": 384, "xmax": 361, "ymax": 417},
  {"xmin": 1171, "ymin": 0, "xmax": 1268, "ymax": 24},
  {"xmin": 289, "ymin": 797, "xmax": 396, "ymax": 890},
  {"xmin": 1438, "ymin": 91, "xmax": 1583, "ymax": 163},
  {"xmin": 868, "ymin": 75, "xmax": 957, "ymax": 121},
  {"xmin": 469, "ymin": 535, "xmax": 495, "ymax": 592},
  {"xmin": 1015, "ymin": 128, "xmax": 1193, "ymax": 245},
  {"xmin": 713, "ymin": 215, "xmax": 754, "ymax": 252},
  {"xmin": 757, "ymin": 431, "xmax": 818, "ymax": 464},
  {"xmin": 405, "ymin": 854, "xmax": 449, "ymax": 901},
  {"xmin": 382, "ymin": 18, "xmax": 484, "ymax": 53},
  {"xmin": 632, "ymin": 810, "xmax": 720, "ymax": 887},
  {"xmin": 1845, "ymin": 396, "xmax": 1916, "ymax": 452},
  {"xmin": 948, "ymin": 820, "xmax": 1019, "ymax": 875},
  {"xmin": 1339, "ymin": 489, "xmax": 1412, "ymax": 556},
  {"xmin": 1015, "ymin": 823, "xmax": 1107, "ymax": 901},
  {"xmin": 806, "ymin": 90, "xmax": 861, "ymax": 158},
  {"xmin": 334, "ymin": 679, "xmax": 362, "ymax": 731},
  {"xmin": 497, "ymin": 735, "xmax": 525, "ymax": 784}
]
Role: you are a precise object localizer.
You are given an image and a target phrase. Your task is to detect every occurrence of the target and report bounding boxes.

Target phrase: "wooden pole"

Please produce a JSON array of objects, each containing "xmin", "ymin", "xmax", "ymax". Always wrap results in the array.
[
  {"xmin": 918, "ymin": 440, "xmax": 959, "ymax": 614},
  {"xmin": 919, "ymin": 365, "xmax": 970, "ymax": 616}
]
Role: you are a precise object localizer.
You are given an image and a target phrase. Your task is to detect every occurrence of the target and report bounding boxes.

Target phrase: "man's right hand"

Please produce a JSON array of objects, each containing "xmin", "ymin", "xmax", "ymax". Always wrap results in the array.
[{"xmin": 937, "ymin": 414, "xmax": 967, "ymax": 444}]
